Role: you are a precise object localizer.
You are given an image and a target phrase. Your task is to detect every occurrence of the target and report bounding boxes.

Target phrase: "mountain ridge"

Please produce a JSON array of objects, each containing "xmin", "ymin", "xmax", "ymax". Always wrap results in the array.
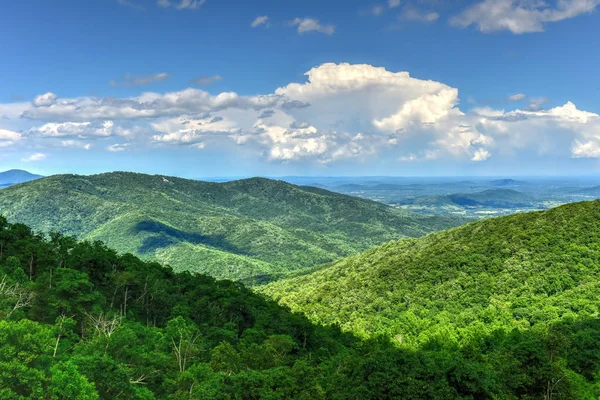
[{"xmin": 0, "ymin": 171, "xmax": 467, "ymax": 283}]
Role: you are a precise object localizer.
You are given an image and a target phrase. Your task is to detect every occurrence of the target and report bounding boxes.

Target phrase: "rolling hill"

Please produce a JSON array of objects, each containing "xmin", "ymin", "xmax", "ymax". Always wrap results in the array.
[
  {"xmin": 262, "ymin": 200, "xmax": 600, "ymax": 344},
  {"xmin": 0, "ymin": 172, "xmax": 466, "ymax": 283},
  {"xmin": 0, "ymin": 169, "xmax": 43, "ymax": 188}
]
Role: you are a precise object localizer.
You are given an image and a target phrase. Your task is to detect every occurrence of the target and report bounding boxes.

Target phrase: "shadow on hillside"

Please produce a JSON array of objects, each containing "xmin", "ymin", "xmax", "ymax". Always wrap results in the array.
[{"xmin": 135, "ymin": 220, "xmax": 248, "ymax": 255}]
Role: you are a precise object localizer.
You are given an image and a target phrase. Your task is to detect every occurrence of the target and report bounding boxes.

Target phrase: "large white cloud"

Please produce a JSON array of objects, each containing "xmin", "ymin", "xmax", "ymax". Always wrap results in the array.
[
  {"xmin": 451, "ymin": 0, "xmax": 600, "ymax": 34},
  {"xmin": 3, "ymin": 62, "xmax": 600, "ymax": 164}
]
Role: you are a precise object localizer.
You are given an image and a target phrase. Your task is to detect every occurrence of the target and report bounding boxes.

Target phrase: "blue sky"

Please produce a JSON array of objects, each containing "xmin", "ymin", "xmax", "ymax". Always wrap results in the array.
[{"xmin": 1, "ymin": 0, "xmax": 600, "ymax": 177}]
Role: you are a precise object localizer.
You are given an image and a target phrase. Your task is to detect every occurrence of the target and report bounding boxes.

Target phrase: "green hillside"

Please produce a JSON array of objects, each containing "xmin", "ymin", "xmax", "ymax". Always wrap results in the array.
[
  {"xmin": 0, "ymin": 172, "xmax": 465, "ymax": 283},
  {"xmin": 3, "ymin": 213, "xmax": 600, "ymax": 398},
  {"xmin": 262, "ymin": 200, "xmax": 600, "ymax": 344}
]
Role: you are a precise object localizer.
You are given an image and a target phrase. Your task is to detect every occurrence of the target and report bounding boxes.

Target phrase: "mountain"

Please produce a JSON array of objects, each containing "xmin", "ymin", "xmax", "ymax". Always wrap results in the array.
[
  {"xmin": 4, "ymin": 212, "xmax": 600, "ymax": 398},
  {"xmin": 401, "ymin": 188, "xmax": 534, "ymax": 208},
  {"xmin": 489, "ymin": 178, "xmax": 526, "ymax": 187},
  {"xmin": 262, "ymin": 200, "xmax": 600, "ymax": 344},
  {"xmin": 0, "ymin": 172, "xmax": 467, "ymax": 283},
  {"xmin": 0, "ymin": 169, "xmax": 43, "ymax": 187}
]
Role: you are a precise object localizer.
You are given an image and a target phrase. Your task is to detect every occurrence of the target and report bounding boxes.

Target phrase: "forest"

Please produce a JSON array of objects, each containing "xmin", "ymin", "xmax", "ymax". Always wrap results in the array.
[
  {"xmin": 0, "ymin": 172, "xmax": 466, "ymax": 284},
  {"xmin": 2, "ymin": 211, "xmax": 600, "ymax": 399}
]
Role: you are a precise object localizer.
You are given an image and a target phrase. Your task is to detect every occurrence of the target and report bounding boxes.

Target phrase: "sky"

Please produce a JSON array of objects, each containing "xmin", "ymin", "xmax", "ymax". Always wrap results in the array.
[{"xmin": 1, "ymin": 0, "xmax": 600, "ymax": 178}]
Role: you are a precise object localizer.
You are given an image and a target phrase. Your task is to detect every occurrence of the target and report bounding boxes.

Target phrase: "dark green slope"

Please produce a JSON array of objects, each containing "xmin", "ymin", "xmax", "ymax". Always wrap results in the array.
[
  {"xmin": 0, "ymin": 172, "xmax": 466, "ymax": 283},
  {"xmin": 262, "ymin": 200, "xmax": 600, "ymax": 343}
]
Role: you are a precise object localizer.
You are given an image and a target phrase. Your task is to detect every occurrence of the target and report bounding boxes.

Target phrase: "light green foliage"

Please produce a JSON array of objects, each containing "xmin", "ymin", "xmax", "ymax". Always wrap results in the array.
[
  {"xmin": 0, "ymin": 172, "xmax": 466, "ymax": 284},
  {"xmin": 263, "ymin": 200, "xmax": 600, "ymax": 345}
]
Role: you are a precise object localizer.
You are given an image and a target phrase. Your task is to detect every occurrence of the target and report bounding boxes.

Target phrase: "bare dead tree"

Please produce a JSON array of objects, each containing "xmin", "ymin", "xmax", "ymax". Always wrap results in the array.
[{"xmin": 0, "ymin": 276, "xmax": 36, "ymax": 317}]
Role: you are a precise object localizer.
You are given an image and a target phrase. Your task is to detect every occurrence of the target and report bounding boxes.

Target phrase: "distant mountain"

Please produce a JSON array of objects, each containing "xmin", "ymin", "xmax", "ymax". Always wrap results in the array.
[
  {"xmin": 489, "ymin": 178, "xmax": 526, "ymax": 187},
  {"xmin": 401, "ymin": 188, "xmax": 534, "ymax": 208},
  {"xmin": 0, "ymin": 172, "xmax": 467, "ymax": 283},
  {"xmin": 0, "ymin": 169, "xmax": 43, "ymax": 187},
  {"xmin": 571, "ymin": 185, "xmax": 600, "ymax": 197},
  {"xmin": 262, "ymin": 200, "xmax": 600, "ymax": 344}
]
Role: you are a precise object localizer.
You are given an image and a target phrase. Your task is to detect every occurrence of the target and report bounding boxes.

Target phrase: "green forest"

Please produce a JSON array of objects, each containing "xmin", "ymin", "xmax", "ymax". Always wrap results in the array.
[
  {"xmin": 0, "ymin": 173, "xmax": 466, "ymax": 284},
  {"xmin": 2, "ymin": 206, "xmax": 600, "ymax": 398}
]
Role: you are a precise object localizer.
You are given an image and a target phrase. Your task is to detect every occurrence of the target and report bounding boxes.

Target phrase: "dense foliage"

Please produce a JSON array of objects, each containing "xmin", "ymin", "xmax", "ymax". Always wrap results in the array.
[
  {"xmin": 263, "ymin": 200, "xmax": 600, "ymax": 341},
  {"xmin": 2, "ymin": 215, "xmax": 600, "ymax": 398},
  {"xmin": 0, "ymin": 172, "xmax": 466, "ymax": 284}
]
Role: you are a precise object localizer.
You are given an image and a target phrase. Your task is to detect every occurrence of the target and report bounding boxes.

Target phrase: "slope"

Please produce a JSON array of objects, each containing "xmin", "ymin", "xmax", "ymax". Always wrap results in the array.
[
  {"xmin": 262, "ymin": 200, "xmax": 600, "ymax": 343},
  {"xmin": 4, "ymin": 215, "xmax": 600, "ymax": 398},
  {"xmin": 0, "ymin": 172, "xmax": 466, "ymax": 283}
]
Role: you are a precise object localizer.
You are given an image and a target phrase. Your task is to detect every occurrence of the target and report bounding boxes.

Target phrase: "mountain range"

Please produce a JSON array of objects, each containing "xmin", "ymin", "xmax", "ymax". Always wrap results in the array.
[{"xmin": 0, "ymin": 172, "xmax": 467, "ymax": 283}]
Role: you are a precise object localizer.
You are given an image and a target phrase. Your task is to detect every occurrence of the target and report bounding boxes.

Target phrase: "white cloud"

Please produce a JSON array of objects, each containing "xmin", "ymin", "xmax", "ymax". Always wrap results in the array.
[
  {"xmin": 28, "ymin": 121, "xmax": 117, "ymax": 138},
  {"xmin": 251, "ymin": 15, "xmax": 269, "ymax": 27},
  {"xmin": 107, "ymin": 143, "xmax": 130, "ymax": 152},
  {"xmin": 157, "ymin": 0, "xmax": 205, "ymax": 10},
  {"xmin": 110, "ymin": 72, "xmax": 170, "ymax": 88},
  {"xmin": 0, "ymin": 128, "xmax": 21, "ymax": 148},
  {"xmin": 60, "ymin": 140, "xmax": 92, "ymax": 150},
  {"xmin": 8, "ymin": 62, "xmax": 600, "ymax": 165},
  {"xmin": 471, "ymin": 148, "xmax": 491, "ymax": 161},
  {"xmin": 508, "ymin": 93, "xmax": 526, "ymax": 101},
  {"xmin": 22, "ymin": 153, "xmax": 47, "ymax": 162},
  {"xmin": 451, "ymin": 0, "xmax": 600, "ymax": 34},
  {"xmin": 290, "ymin": 18, "xmax": 335, "ymax": 35},
  {"xmin": 399, "ymin": 5, "xmax": 440, "ymax": 22},
  {"xmin": 151, "ymin": 114, "xmax": 241, "ymax": 146},
  {"xmin": 21, "ymin": 89, "xmax": 280, "ymax": 121},
  {"xmin": 389, "ymin": 0, "xmax": 401, "ymax": 8},
  {"xmin": 33, "ymin": 92, "xmax": 57, "ymax": 107}
]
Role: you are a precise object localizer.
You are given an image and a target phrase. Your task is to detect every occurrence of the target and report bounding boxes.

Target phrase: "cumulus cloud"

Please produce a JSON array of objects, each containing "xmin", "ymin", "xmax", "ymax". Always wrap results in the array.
[
  {"xmin": 290, "ymin": 18, "xmax": 335, "ymax": 35},
  {"xmin": 110, "ymin": 72, "xmax": 170, "ymax": 88},
  {"xmin": 508, "ymin": 93, "xmax": 526, "ymax": 101},
  {"xmin": 20, "ymin": 89, "xmax": 280, "ymax": 121},
  {"xmin": 7, "ymin": 62, "xmax": 600, "ymax": 165},
  {"xmin": 389, "ymin": 0, "xmax": 401, "ymax": 8},
  {"xmin": 28, "ymin": 121, "xmax": 117, "ymax": 139},
  {"xmin": 451, "ymin": 0, "xmax": 600, "ymax": 34},
  {"xmin": 22, "ymin": 153, "xmax": 47, "ymax": 162},
  {"xmin": 157, "ymin": 0, "xmax": 205, "ymax": 10},
  {"xmin": 251, "ymin": 15, "xmax": 269, "ymax": 27},
  {"xmin": 33, "ymin": 92, "xmax": 57, "ymax": 107}
]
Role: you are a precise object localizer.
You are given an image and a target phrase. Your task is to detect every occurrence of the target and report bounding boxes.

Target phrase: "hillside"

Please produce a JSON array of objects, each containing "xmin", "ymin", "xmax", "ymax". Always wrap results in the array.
[
  {"xmin": 0, "ymin": 169, "xmax": 43, "ymax": 187},
  {"xmin": 262, "ymin": 200, "xmax": 600, "ymax": 344},
  {"xmin": 402, "ymin": 188, "xmax": 534, "ymax": 208},
  {"xmin": 0, "ymin": 172, "xmax": 466, "ymax": 283},
  {"xmin": 4, "ymin": 215, "xmax": 600, "ymax": 398}
]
